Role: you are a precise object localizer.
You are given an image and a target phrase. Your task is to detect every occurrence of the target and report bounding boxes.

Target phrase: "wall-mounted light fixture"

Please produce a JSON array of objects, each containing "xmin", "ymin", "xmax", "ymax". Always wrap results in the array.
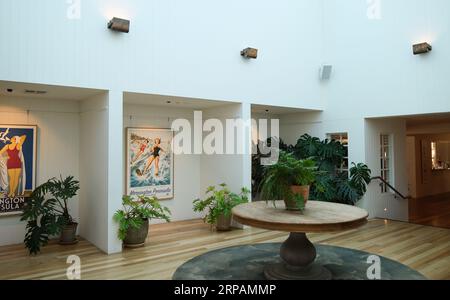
[
  {"xmin": 413, "ymin": 42, "xmax": 432, "ymax": 55},
  {"xmin": 108, "ymin": 17, "xmax": 130, "ymax": 33},
  {"xmin": 241, "ymin": 47, "xmax": 258, "ymax": 59}
]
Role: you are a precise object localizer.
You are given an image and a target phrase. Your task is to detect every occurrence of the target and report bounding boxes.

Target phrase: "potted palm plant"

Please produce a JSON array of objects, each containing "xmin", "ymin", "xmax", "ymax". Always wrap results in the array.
[
  {"xmin": 114, "ymin": 195, "xmax": 171, "ymax": 248},
  {"xmin": 193, "ymin": 184, "xmax": 250, "ymax": 231},
  {"xmin": 21, "ymin": 176, "xmax": 80, "ymax": 255},
  {"xmin": 260, "ymin": 151, "xmax": 316, "ymax": 211}
]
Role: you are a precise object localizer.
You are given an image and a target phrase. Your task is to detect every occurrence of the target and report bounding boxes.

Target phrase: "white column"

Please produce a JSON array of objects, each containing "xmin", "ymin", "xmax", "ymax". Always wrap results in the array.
[
  {"xmin": 241, "ymin": 103, "xmax": 253, "ymax": 193},
  {"xmin": 106, "ymin": 90, "xmax": 124, "ymax": 254}
]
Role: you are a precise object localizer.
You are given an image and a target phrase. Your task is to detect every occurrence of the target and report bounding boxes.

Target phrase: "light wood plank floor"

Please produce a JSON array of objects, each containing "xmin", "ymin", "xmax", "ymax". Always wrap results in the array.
[
  {"xmin": 409, "ymin": 193, "xmax": 450, "ymax": 229},
  {"xmin": 0, "ymin": 219, "xmax": 449, "ymax": 280}
]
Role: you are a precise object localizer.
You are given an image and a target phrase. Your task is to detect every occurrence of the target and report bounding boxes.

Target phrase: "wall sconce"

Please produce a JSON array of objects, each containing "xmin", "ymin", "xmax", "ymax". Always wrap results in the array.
[
  {"xmin": 241, "ymin": 47, "xmax": 258, "ymax": 59},
  {"xmin": 413, "ymin": 42, "xmax": 432, "ymax": 55},
  {"xmin": 108, "ymin": 17, "xmax": 130, "ymax": 33}
]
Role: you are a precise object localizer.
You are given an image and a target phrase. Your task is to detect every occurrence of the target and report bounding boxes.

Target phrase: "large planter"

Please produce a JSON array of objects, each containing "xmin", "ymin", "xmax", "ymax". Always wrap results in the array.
[
  {"xmin": 124, "ymin": 219, "xmax": 149, "ymax": 248},
  {"xmin": 216, "ymin": 214, "xmax": 232, "ymax": 231},
  {"xmin": 284, "ymin": 185, "xmax": 310, "ymax": 211},
  {"xmin": 59, "ymin": 222, "xmax": 79, "ymax": 245}
]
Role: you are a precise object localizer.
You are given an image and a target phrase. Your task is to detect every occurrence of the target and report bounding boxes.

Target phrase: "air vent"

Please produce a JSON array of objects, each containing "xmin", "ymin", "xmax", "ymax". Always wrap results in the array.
[{"xmin": 24, "ymin": 89, "xmax": 48, "ymax": 95}]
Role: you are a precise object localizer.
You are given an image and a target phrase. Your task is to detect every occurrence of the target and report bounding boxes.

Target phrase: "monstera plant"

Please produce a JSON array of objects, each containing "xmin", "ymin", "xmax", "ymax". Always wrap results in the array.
[
  {"xmin": 21, "ymin": 176, "xmax": 80, "ymax": 255},
  {"xmin": 295, "ymin": 134, "xmax": 372, "ymax": 205},
  {"xmin": 252, "ymin": 134, "xmax": 372, "ymax": 205}
]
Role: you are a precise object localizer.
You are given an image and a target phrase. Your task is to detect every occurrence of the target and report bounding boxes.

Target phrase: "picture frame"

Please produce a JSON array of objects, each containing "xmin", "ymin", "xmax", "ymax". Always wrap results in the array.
[
  {"xmin": 126, "ymin": 128, "xmax": 174, "ymax": 200},
  {"xmin": 0, "ymin": 125, "xmax": 38, "ymax": 216}
]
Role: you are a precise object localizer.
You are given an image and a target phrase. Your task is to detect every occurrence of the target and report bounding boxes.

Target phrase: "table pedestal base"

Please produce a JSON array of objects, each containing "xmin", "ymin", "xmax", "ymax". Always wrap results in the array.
[
  {"xmin": 264, "ymin": 263, "xmax": 332, "ymax": 280},
  {"xmin": 264, "ymin": 232, "xmax": 332, "ymax": 280}
]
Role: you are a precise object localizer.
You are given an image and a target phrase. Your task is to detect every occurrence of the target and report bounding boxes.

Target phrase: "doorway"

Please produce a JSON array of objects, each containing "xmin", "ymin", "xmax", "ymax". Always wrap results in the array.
[{"xmin": 405, "ymin": 113, "xmax": 450, "ymax": 229}]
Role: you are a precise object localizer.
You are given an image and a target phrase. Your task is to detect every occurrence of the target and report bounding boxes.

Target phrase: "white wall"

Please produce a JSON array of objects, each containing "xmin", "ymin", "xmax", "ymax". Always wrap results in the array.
[
  {"xmin": 0, "ymin": 96, "xmax": 80, "ymax": 246},
  {"xmin": 279, "ymin": 112, "xmax": 324, "ymax": 145},
  {"xmin": 252, "ymin": 112, "xmax": 280, "ymax": 145},
  {"xmin": 406, "ymin": 136, "xmax": 417, "ymax": 198},
  {"xmin": 278, "ymin": 112, "xmax": 366, "ymax": 165},
  {"xmin": 201, "ymin": 103, "xmax": 251, "ymax": 196},
  {"xmin": 78, "ymin": 91, "xmax": 123, "ymax": 254},
  {"xmin": 123, "ymin": 103, "xmax": 203, "ymax": 223},
  {"xmin": 107, "ymin": 91, "xmax": 124, "ymax": 254},
  {"xmin": 323, "ymin": 0, "xmax": 450, "ymax": 118},
  {"xmin": 364, "ymin": 118, "xmax": 409, "ymax": 221},
  {"xmin": 0, "ymin": 0, "xmax": 325, "ymax": 110},
  {"xmin": 79, "ymin": 93, "xmax": 109, "ymax": 252}
]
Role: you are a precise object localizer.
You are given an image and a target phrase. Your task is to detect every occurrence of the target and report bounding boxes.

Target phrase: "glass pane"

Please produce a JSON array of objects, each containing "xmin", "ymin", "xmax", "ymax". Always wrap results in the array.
[{"xmin": 342, "ymin": 160, "xmax": 348, "ymax": 169}]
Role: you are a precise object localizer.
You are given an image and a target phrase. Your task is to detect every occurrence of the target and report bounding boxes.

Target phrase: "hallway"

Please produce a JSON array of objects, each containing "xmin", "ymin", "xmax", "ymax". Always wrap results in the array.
[{"xmin": 409, "ymin": 193, "xmax": 450, "ymax": 229}]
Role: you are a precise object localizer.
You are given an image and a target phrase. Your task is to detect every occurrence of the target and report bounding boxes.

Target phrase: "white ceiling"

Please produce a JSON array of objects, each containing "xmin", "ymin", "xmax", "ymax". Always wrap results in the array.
[
  {"xmin": 404, "ymin": 113, "xmax": 450, "ymax": 127},
  {"xmin": 0, "ymin": 81, "xmax": 324, "ymax": 114},
  {"xmin": 124, "ymin": 92, "xmax": 238, "ymax": 109},
  {"xmin": 251, "ymin": 104, "xmax": 318, "ymax": 115},
  {"xmin": 0, "ymin": 81, "xmax": 105, "ymax": 101}
]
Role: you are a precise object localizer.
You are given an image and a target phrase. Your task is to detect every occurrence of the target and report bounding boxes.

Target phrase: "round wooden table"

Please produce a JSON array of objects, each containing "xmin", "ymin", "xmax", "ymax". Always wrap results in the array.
[{"xmin": 232, "ymin": 200, "xmax": 369, "ymax": 280}]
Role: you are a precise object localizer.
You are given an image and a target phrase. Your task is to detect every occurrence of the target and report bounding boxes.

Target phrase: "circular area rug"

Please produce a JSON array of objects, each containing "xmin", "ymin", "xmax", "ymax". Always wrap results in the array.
[{"xmin": 173, "ymin": 243, "xmax": 426, "ymax": 280}]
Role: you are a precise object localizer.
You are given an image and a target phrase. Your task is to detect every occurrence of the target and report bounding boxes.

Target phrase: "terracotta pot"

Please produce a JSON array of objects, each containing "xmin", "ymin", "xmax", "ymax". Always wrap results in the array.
[
  {"xmin": 216, "ymin": 214, "xmax": 232, "ymax": 231},
  {"xmin": 124, "ymin": 219, "xmax": 149, "ymax": 248},
  {"xmin": 284, "ymin": 185, "xmax": 310, "ymax": 211},
  {"xmin": 59, "ymin": 222, "xmax": 79, "ymax": 245}
]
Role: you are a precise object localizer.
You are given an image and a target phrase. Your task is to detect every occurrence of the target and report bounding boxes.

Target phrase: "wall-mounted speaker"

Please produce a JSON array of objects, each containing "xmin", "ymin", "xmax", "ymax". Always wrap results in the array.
[{"xmin": 319, "ymin": 65, "xmax": 333, "ymax": 80}]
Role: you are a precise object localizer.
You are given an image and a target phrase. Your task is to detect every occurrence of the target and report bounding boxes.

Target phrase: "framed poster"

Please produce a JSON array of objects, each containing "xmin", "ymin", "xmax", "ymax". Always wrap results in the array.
[
  {"xmin": 0, "ymin": 125, "xmax": 37, "ymax": 216},
  {"xmin": 126, "ymin": 128, "xmax": 174, "ymax": 199}
]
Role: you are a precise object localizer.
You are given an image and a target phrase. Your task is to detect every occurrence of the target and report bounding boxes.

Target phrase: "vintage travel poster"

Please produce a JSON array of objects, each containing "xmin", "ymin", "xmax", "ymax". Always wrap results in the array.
[
  {"xmin": 0, "ymin": 125, "xmax": 37, "ymax": 216},
  {"xmin": 126, "ymin": 128, "xmax": 174, "ymax": 199}
]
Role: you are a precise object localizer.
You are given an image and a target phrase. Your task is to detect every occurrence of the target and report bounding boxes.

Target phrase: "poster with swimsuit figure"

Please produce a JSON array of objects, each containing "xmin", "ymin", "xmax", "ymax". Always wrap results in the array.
[
  {"xmin": 126, "ymin": 128, "xmax": 174, "ymax": 200},
  {"xmin": 0, "ymin": 125, "xmax": 37, "ymax": 216}
]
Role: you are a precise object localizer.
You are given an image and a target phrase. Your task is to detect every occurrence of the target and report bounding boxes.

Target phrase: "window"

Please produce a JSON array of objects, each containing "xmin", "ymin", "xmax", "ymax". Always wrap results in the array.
[
  {"xmin": 431, "ymin": 141, "xmax": 438, "ymax": 169},
  {"xmin": 380, "ymin": 134, "xmax": 392, "ymax": 193},
  {"xmin": 327, "ymin": 133, "xmax": 349, "ymax": 176},
  {"xmin": 431, "ymin": 141, "xmax": 450, "ymax": 170}
]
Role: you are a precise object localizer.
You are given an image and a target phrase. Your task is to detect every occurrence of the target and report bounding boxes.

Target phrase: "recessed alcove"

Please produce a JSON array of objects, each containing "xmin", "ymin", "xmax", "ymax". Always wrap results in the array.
[
  {"xmin": 123, "ymin": 92, "xmax": 250, "ymax": 223},
  {"xmin": 0, "ymin": 80, "xmax": 108, "ymax": 249}
]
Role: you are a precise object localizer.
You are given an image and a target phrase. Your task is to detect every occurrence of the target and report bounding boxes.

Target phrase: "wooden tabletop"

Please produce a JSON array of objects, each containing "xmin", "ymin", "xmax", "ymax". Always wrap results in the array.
[{"xmin": 232, "ymin": 201, "xmax": 369, "ymax": 233}]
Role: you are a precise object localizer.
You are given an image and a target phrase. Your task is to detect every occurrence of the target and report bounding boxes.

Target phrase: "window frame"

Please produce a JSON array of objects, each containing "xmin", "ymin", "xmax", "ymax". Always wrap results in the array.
[
  {"xmin": 327, "ymin": 132, "xmax": 349, "ymax": 177},
  {"xmin": 380, "ymin": 133, "xmax": 394, "ymax": 194}
]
